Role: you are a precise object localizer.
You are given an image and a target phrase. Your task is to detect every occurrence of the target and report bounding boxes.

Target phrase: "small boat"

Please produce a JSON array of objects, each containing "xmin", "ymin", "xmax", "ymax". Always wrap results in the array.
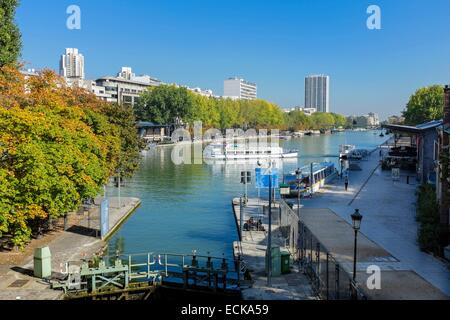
[
  {"xmin": 203, "ymin": 143, "xmax": 298, "ymax": 160},
  {"xmin": 283, "ymin": 162, "xmax": 337, "ymax": 197},
  {"xmin": 339, "ymin": 144, "xmax": 356, "ymax": 160},
  {"xmin": 379, "ymin": 133, "xmax": 385, "ymax": 137},
  {"xmin": 305, "ymin": 130, "xmax": 321, "ymax": 136}
]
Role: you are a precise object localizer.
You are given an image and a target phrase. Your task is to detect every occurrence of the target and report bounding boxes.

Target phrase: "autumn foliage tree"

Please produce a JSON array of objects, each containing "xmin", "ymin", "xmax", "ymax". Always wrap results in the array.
[{"xmin": 0, "ymin": 66, "xmax": 141, "ymax": 248}]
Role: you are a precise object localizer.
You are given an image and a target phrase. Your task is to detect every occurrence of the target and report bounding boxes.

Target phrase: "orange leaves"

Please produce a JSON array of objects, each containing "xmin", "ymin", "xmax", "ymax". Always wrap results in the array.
[{"xmin": 0, "ymin": 65, "xmax": 126, "ymax": 248}]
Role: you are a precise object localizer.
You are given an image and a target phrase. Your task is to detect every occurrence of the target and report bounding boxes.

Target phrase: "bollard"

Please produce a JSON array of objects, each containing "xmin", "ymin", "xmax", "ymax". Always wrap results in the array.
[
  {"xmin": 191, "ymin": 254, "xmax": 198, "ymax": 268},
  {"xmin": 34, "ymin": 247, "xmax": 52, "ymax": 279}
]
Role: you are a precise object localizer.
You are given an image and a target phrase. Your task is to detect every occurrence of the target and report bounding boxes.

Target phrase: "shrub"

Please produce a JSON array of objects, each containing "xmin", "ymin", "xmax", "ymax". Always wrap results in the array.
[{"xmin": 416, "ymin": 184, "xmax": 440, "ymax": 254}]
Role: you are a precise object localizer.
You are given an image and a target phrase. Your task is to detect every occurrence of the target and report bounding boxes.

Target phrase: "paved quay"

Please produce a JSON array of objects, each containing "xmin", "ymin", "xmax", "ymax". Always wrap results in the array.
[
  {"xmin": 300, "ymin": 208, "xmax": 448, "ymax": 299},
  {"xmin": 300, "ymin": 143, "xmax": 450, "ymax": 299},
  {"xmin": 232, "ymin": 198, "xmax": 317, "ymax": 300},
  {"xmin": 0, "ymin": 197, "xmax": 140, "ymax": 300}
]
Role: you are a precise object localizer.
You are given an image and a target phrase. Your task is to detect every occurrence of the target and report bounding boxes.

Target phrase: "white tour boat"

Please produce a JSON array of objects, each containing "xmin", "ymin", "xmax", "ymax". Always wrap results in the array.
[{"xmin": 204, "ymin": 143, "xmax": 298, "ymax": 160}]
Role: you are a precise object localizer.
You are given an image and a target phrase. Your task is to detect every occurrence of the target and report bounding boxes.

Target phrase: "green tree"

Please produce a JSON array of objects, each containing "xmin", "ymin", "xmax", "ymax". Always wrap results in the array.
[
  {"xmin": 309, "ymin": 112, "xmax": 335, "ymax": 130},
  {"xmin": 188, "ymin": 94, "xmax": 220, "ymax": 128},
  {"xmin": 284, "ymin": 110, "xmax": 311, "ymax": 131},
  {"xmin": 216, "ymin": 98, "xmax": 240, "ymax": 130},
  {"xmin": 0, "ymin": 0, "xmax": 21, "ymax": 67},
  {"xmin": 403, "ymin": 85, "xmax": 444, "ymax": 125},
  {"xmin": 135, "ymin": 85, "xmax": 195, "ymax": 125},
  {"xmin": 101, "ymin": 103, "xmax": 143, "ymax": 178},
  {"xmin": 331, "ymin": 113, "xmax": 347, "ymax": 128}
]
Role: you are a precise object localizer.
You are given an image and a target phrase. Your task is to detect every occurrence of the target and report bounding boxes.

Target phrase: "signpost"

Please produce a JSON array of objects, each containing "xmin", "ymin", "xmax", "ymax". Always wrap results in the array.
[
  {"xmin": 100, "ymin": 198, "xmax": 109, "ymax": 239},
  {"xmin": 254, "ymin": 161, "xmax": 281, "ymax": 287},
  {"xmin": 241, "ymin": 171, "xmax": 252, "ymax": 204}
]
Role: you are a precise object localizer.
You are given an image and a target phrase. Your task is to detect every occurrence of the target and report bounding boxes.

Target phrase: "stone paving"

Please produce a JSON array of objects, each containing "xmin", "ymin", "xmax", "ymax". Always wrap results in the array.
[
  {"xmin": 301, "ymin": 145, "xmax": 450, "ymax": 298},
  {"xmin": 0, "ymin": 197, "xmax": 140, "ymax": 300}
]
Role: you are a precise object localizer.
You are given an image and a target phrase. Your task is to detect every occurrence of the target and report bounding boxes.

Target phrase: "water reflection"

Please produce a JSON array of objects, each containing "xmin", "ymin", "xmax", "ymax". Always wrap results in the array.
[{"xmin": 107, "ymin": 130, "xmax": 385, "ymax": 260}]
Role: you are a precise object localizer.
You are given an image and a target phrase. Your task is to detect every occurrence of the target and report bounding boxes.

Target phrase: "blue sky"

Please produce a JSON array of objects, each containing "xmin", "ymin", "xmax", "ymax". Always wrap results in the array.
[{"xmin": 16, "ymin": 0, "xmax": 450, "ymax": 119}]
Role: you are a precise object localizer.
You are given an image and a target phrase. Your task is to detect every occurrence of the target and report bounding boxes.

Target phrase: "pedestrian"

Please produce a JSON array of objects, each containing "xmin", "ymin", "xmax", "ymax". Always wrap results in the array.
[{"xmin": 344, "ymin": 176, "xmax": 349, "ymax": 191}]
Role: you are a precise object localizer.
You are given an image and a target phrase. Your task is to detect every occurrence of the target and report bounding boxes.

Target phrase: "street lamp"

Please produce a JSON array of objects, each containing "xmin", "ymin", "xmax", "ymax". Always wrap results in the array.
[
  {"xmin": 351, "ymin": 209, "xmax": 363, "ymax": 282},
  {"xmin": 295, "ymin": 168, "xmax": 302, "ymax": 218}
]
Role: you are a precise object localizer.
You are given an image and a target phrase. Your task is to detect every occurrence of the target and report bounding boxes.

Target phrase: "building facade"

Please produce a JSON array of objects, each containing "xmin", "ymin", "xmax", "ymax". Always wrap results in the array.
[
  {"xmin": 60, "ymin": 48, "xmax": 85, "ymax": 79},
  {"xmin": 388, "ymin": 115, "xmax": 405, "ymax": 125},
  {"xmin": 62, "ymin": 66, "xmax": 159, "ymax": 107},
  {"xmin": 223, "ymin": 77, "xmax": 257, "ymax": 100},
  {"xmin": 305, "ymin": 75, "xmax": 330, "ymax": 113},
  {"xmin": 347, "ymin": 113, "xmax": 380, "ymax": 128},
  {"xmin": 95, "ymin": 77, "xmax": 156, "ymax": 108}
]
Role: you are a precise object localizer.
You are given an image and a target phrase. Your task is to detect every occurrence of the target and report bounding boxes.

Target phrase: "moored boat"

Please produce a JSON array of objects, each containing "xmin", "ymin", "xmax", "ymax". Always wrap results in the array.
[
  {"xmin": 282, "ymin": 162, "xmax": 337, "ymax": 197},
  {"xmin": 203, "ymin": 143, "xmax": 298, "ymax": 160},
  {"xmin": 339, "ymin": 144, "xmax": 356, "ymax": 159}
]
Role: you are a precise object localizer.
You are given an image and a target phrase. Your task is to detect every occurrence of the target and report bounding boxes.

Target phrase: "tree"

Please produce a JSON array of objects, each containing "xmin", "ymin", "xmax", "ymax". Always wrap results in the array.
[
  {"xmin": 216, "ymin": 98, "xmax": 240, "ymax": 130},
  {"xmin": 403, "ymin": 85, "xmax": 444, "ymax": 125},
  {"xmin": 0, "ymin": 66, "xmax": 141, "ymax": 248},
  {"xmin": 135, "ymin": 85, "xmax": 195, "ymax": 125},
  {"xmin": 284, "ymin": 110, "xmax": 311, "ymax": 131},
  {"xmin": 310, "ymin": 112, "xmax": 335, "ymax": 130},
  {"xmin": 0, "ymin": 0, "xmax": 21, "ymax": 67},
  {"xmin": 102, "ymin": 103, "xmax": 143, "ymax": 178},
  {"xmin": 188, "ymin": 94, "xmax": 220, "ymax": 129},
  {"xmin": 331, "ymin": 113, "xmax": 347, "ymax": 128}
]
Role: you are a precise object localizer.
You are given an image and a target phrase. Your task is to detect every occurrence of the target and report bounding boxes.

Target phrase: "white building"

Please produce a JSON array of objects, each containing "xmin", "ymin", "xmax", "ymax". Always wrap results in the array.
[
  {"xmin": 117, "ymin": 67, "xmax": 135, "ymax": 80},
  {"xmin": 387, "ymin": 115, "xmax": 405, "ymax": 125},
  {"xmin": 91, "ymin": 67, "xmax": 162, "ymax": 107},
  {"xmin": 367, "ymin": 112, "xmax": 380, "ymax": 127},
  {"xmin": 284, "ymin": 106, "xmax": 317, "ymax": 115},
  {"xmin": 347, "ymin": 112, "xmax": 380, "ymax": 128},
  {"xmin": 66, "ymin": 78, "xmax": 115, "ymax": 102},
  {"xmin": 223, "ymin": 77, "xmax": 257, "ymax": 100},
  {"xmin": 187, "ymin": 87, "xmax": 215, "ymax": 97},
  {"xmin": 60, "ymin": 48, "xmax": 85, "ymax": 79},
  {"xmin": 298, "ymin": 107, "xmax": 317, "ymax": 116},
  {"xmin": 305, "ymin": 75, "xmax": 329, "ymax": 113}
]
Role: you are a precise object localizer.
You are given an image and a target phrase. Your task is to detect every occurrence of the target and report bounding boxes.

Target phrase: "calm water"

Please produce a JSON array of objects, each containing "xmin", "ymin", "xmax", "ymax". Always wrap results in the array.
[{"xmin": 106, "ymin": 130, "xmax": 386, "ymax": 260}]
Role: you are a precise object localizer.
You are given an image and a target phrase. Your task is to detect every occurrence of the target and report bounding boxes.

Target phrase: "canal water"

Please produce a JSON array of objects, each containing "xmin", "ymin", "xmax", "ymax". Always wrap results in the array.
[{"xmin": 106, "ymin": 130, "xmax": 385, "ymax": 261}]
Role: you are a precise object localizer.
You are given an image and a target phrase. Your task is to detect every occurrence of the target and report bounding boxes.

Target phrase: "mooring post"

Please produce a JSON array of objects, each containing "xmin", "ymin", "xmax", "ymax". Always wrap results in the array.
[
  {"xmin": 237, "ymin": 256, "xmax": 241, "ymax": 286},
  {"xmin": 214, "ymin": 272, "xmax": 218, "ymax": 292},
  {"xmin": 239, "ymin": 197, "xmax": 244, "ymax": 241},
  {"xmin": 223, "ymin": 272, "xmax": 227, "ymax": 290},
  {"xmin": 184, "ymin": 269, "xmax": 189, "ymax": 289}
]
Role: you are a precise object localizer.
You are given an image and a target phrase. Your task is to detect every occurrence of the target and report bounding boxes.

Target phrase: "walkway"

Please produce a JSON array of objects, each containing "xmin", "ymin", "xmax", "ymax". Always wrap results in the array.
[
  {"xmin": 301, "ymin": 146, "xmax": 450, "ymax": 297},
  {"xmin": 0, "ymin": 197, "xmax": 140, "ymax": 300}
]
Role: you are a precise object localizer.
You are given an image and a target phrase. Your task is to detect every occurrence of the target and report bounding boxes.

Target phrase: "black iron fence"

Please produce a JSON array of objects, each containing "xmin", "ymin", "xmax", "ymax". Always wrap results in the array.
[
  {"xmin": 298, "ymin": 221, "xmax": 367, "ymax": 300},
  {"xmin": 278, "ymin": 199, "xmax": 367, "ymax": 300}
]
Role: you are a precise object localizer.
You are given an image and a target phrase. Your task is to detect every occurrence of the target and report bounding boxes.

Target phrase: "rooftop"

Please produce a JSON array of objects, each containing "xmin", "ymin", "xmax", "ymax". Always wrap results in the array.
[{"xmin": 382, "ymin": 119, "xmax": 443, "ymax": 134}]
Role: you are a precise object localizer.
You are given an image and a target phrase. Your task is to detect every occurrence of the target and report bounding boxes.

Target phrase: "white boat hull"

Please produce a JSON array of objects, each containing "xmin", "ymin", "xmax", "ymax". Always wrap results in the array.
[{"xmin": 204, "ymin": 152, "xmax": 298, "ymax": 160}]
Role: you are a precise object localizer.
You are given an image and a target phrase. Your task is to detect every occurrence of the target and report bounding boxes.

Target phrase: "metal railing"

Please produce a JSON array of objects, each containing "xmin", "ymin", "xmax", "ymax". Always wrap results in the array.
[
  {"xmin": 278, "ymin": 199, "xmax": 367, "ymax": 300},
  {"xmin": 53, "ymin": 252, "xmax": 241, "ymax": 295}
]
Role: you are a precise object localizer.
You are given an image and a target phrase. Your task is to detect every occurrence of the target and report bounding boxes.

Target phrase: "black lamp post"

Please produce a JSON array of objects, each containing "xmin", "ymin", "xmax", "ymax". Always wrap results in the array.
[
  {"xmin": 351, "ymin": 209, "xmax": 363, "ymax": 282},
  {"xmin": 295, "ymin": 168, "xmax": 302, "ymax": 218}
]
